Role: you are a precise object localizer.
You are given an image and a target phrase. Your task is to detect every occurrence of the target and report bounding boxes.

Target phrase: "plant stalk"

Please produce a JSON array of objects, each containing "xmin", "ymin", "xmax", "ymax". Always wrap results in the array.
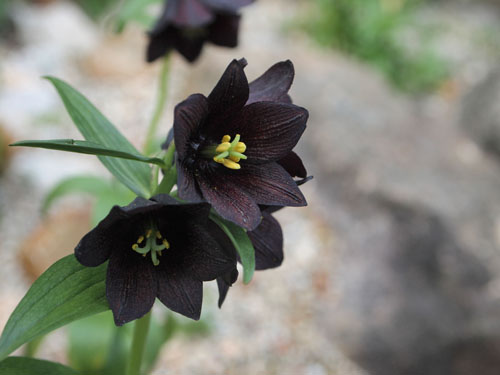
[
  {"xmin": 144, "ymin": 56, "xmax": 171, "ymax": 155},
  {"xmin": 125, "ymin": 311, "xmax": 152, "ymax": 375}
]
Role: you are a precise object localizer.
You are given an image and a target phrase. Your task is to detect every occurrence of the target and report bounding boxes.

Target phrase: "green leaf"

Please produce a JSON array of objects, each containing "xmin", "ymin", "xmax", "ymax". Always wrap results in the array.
[
  {"xmin": 41, "ymin": 175, "xmax": 113, "ymax": 214},
  {"xmin": 0, "ymin": 357, "xmax": 78, "ymax": 375},
  {"xmin": 0, "ymin": 255, "xmax": 108, "ymax": 361},
  {"xmin": 91, "ymin": 187, "xmax": 136, "ymax": 227},
  {"xmin": 11, "ymin": 139, "xmax": 166, "ymax": 168},
  {"xmin": 209, "ymin": 213, "xmax": 255, "ymax": 284},
  {"xmin": 44, "ymin": 76, "xmax": 153, "ymax": 197}
]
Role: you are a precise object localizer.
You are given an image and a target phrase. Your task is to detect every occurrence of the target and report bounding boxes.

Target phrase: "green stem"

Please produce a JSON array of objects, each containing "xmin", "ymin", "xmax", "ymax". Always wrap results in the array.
[
  {"xmin": 153, "ymin": 142, "xmax": 177, "ymax": 196},
  {"xmin": 163, "ymin": 141, "xmax": 176, "ymax": 169},
  {"xmin": 144, "ymin": 56, "xmax": 171, "ymax": 155},
  {"xmin": 126, "ymin": 311, "xmax": 152, "ymax": 375},
  {"xmin": 24, "ymin": 336, "xmax": 43, "ymax": 358},
  {"xmin": 154, "ymin": 167, "xmax": 177, "ymax": 196}
]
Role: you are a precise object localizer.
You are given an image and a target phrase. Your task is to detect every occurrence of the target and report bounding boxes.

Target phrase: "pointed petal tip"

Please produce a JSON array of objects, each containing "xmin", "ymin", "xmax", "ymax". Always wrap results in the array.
[{"xmin": 237, "ymin": 57, "xmax": 248, "ymax": 68}]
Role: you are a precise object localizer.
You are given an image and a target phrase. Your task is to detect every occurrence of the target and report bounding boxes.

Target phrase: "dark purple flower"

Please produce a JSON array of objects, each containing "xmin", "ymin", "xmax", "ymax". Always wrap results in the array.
[
  {"xmin": 174, "ymin": 59, "xmax": 308, "ymax": 231},
  {"xmin": 147, "ymin": 0, "xmax": 254, "ymax": 63},
  {"xmin": 74, "ymin": 194, "xmax": 235, "ymax": 326}
]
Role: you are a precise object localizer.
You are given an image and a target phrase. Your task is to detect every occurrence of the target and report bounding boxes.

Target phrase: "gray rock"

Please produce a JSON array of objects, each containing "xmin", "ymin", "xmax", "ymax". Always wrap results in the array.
[
  {"xmin": 461, "ymin": 70, "xmax": 500, "ymax": 161},
  {"xmin": 288, "ymin": 37, "xmax": 500, "ymax": 374}
]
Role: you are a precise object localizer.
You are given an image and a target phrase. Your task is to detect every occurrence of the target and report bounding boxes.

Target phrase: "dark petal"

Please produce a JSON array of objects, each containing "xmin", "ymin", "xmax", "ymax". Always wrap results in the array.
[
  {"xmin": 279, "ymin": 94, "xmax": 293, "ymax": 104},
  {"xmin": 206, "ymin": 59, "xmax": 249, "ymax": 124},
  {"xmin": 176, "ymin": 159, "xmax": 205, "ymax": 202},
  {"xmin": 150, "ymin": 193, "xmax": 179, "ymax": 206},
  {"xmin": 248, "ymin": 212, "xmax": 284, "ymax": 270},
  {"xmin": 173, "ymin": 93, "xmax": 209, "ymax": 160},
  {"xmin": 207, "ymin": 14, "xmax": 240, "ymax": 47},
  {"xmin": 247, "ymin": 60, "xmax": 295, "ymax": 105},
  {"xmin": 206, "ymin": 219, "xmax": 237, "ymax": 262},
  {"xmin": 216, "ymin": 268, "xmax": 238, "ymax": 308},
  {"xmin": 74, "ymin": 225, "xmax": 113, "ymax": 267},
  {"xmin": 202, "ymin": 0, "xmax": 254, "ymax": 12},
  {"xmin": 119, "ymin": 196, "xmax": 159, "ymax": 214},
  {"xmin": 223, "ymin": 102, "xmax": 308, "ymax": 163},
  {"xmin": 106, "ymin": 251, "xmax": 156, "ymax": 326},
  {"xmin": 146, "ymin": 26, "xmax": 176, "ymax": 63},
  {"xmin": 229, "ymin": 162, "xmax": 307, "ymax": 207},
  {"xmin": 297, "ymin": 175, "xmax": 313, "ymax": 186},
  {"xmin": 152, "ymin": 0, "xmax": 214, "ymax": 30},
  {"xmin": 277, "ymin": 151, "xmax": 307, "ymax": 178},
  {"xmin": 173, "ymin": 32, "xmax": 206, "ymax": 62},
  {"xmin": 197, "ymin": 170, "xmax": 261, "ymax": 230},
  {"xmin": 147, "ymin": 24, "xmax": 206, "ymax": 63},
  {"xmin": 156, "ymin": 269, "xmax": 203, "ymax": 320},
  {"xmin": 74, "ymin": 197, "xmax": 156, "ymax": 267},
  {"xmin": 165, "ymin": 222, "xmax": 235, "ymax": 281}
]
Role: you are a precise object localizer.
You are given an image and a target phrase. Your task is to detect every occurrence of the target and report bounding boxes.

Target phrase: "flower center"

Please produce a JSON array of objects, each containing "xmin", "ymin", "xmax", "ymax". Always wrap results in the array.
[
  {"xmin": 212, "ymin": 134, "xmax": 247, "ymax": 170},
  {"xmin": 131, "ymin": 226, "xmax": 170, "ymax": 266}
]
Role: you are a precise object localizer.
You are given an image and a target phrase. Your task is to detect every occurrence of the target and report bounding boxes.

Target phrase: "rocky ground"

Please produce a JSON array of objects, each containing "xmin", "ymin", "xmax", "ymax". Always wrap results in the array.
[{"xmin": 1, "ymin": 0, "xmax": 500, "ymax": 374}]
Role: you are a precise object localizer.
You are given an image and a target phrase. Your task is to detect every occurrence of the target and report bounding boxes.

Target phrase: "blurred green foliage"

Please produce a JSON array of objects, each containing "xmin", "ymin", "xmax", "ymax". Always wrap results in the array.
[
  {"xmin": 71, "ymin": 0, "xmax": 120, "ymax": 20},
  {"xmin": 301, "ymin": 0, "xmax": 449, "ymax": 93}
]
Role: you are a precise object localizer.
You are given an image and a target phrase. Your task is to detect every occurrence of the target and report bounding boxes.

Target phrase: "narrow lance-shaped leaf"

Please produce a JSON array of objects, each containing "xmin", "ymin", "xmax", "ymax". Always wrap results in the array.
[
  {"xmin": 44, "ymin": 76, "xmax": 153, "ymax": 197},
  {"xmin": 0, "ymin": 255, "xmax": 108, "ymax": 361},
  {"xmin": 209, "ymin": 213, "xmax": 255, "ymax": 284},
  {"xmin": 0, "ymin": 357, "xmax": 78, "ymax": 375},
  {"xmin": 41, "ymin": 175, "xmax": 114, "ymax": 215},
  {"xmin": 11, "ymin": 139, "xmax": 166, "ymax": 168}
]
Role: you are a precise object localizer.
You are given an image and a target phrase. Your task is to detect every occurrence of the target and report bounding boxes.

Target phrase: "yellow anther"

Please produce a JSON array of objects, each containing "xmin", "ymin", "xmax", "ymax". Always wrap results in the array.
[
  {"xmin": 156, "ymin": 231, "xmax": 162, "ymax": 239},
  {"xmin": 163, "ymin": 239, "xmax": 170, "ymax": 249},
  {"xmin": 212, "ymin": 134, "xmax": 247, "ymax": 170},
  {"xmin": 142, "ymin": 254, "xmax": 146, "ymax": 257},
  {"xmin": 137, "ymin": 236, "xmax": 144, "ymax": 244},
  {"xmin": 222, "ymin": 159, "xmax": 241, "ymax": 170},
  {"xmin": 132, "ymin": 244, "xmax": 139, "ymax": 251},
  {"xmin": 216, "ymin": 142, "xmax": 231, "ymax": 153},
  {"xmin": 146, "ymin": 229, "xmax": 152, "ymax": 238},
  {"xmin": 234, "ymin": 142, "xmax": 246, "ymax": 153}
]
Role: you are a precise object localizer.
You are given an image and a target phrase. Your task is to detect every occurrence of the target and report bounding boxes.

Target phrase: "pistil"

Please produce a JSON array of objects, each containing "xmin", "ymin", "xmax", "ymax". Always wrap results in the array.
[
  {"xmin": 131, "ymin": 226, "xmax": 170, "ymax": 266},
  {"xmin": 212, "ymin": 134, "xmax": 247, "ymax": 170}
]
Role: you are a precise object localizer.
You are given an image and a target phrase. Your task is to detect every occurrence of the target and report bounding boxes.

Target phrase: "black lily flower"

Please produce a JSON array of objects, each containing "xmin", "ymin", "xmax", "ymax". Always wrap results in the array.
[
  {"xmin": 174, "ymin": 59, "xmax": 308, "ymax": 230},
  {"xmin": 74, "ymin": 194, "xmax": 235, "ymax": 326},
  {"xmin": 147, "ymin": 0, "xmax": 254, "ymax": 63}
]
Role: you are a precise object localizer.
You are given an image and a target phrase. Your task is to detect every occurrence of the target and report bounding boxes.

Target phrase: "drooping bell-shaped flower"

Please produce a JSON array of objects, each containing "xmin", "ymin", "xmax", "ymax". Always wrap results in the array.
[
  {"xmin": 174, "ymin": 59, "xmax": 308, "ymax": 230},
  {"xmin": 74, "ymin": 194, "xmax": 235, "ymax": 326},
  {"xmin": 147, "ymin": 0, "xmax": 255, "ymax": 63}
]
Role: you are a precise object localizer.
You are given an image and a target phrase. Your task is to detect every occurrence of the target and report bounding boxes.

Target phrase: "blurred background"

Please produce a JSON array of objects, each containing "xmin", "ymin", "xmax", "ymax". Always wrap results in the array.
[{"xmin": 1, "ymin": 0, "xmax": 500, "ymax": 374}]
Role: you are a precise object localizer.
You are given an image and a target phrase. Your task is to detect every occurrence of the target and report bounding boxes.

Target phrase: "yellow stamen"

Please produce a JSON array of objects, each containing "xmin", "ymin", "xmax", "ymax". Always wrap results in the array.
[
  {"xmin": 131, "ymin": 227, "xmax": 171, "ymax": 266},
  {"xmin": 213, "ymin": 134, "xmax": 247, "ymax": 170},
  {"xmin": 215, "ymin": 142, "xmax": 231, "ymax": 153},
  {"xmin": 234, "ymin": 142, "xmax": 246, "ymax": 153},
  {"xmin": 222, "ymin": 159, "xmax": 241, "ymax": 170}
]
